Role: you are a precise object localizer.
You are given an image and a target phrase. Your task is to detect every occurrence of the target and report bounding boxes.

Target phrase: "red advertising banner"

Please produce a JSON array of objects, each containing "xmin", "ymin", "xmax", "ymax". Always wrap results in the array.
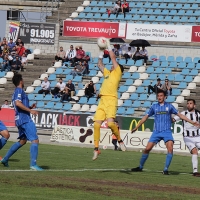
[
  {"xmin": 191, "ymin": 26, "xmax": 200, "ymax": 42},
  {"xmin": 0, "ymin": 108, "xmax": 15, "ymax": 127},
  {"xmin": 62, "ymin": 21, "xmax": 126, "ymax": 38}
]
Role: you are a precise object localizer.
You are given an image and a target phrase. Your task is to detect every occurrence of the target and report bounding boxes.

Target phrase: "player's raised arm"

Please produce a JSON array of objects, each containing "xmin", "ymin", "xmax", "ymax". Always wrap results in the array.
[
  {"xmin": 176, "ymin": 112, "xmax": 199, "ymax": 126},
  {"xmin": 97, "ymin": 50, "xmax": 105, "ymax": 73},
  {"xmin": 131, "ymin": 115, "xmax": 149, "ymax": 133},
  {"xmin": 105, "ymin": 39, "xmax": 119, "ymax": 69}
]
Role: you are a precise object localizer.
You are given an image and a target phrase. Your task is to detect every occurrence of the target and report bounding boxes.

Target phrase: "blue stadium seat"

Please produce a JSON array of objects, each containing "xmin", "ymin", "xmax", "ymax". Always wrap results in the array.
[
  {"xmin": 43, "ymin": 94, "xmax": 52, "ymax": 101},
  {"xmin": 123, "ymin": 100, "xmax": 132, "ymax": 107},
  {"xmin": 88, "ymin": 70, "xmax": 97, "ymax": 76},
  {"xmin": 151, "ymin": 3, "xmax": 159, "ymax": 8},
  {"xmin": 161, "ymin": 61, "xmax": 169, "ymax": 68},
  {"xmin": 131, "ymin": 72, "xmax": 140, "ymax": 79},
  {"xmin": 156, "ymin": 16, "xmax": 164, "ymax": 22},
  {"xmin": 158, "ymin": 74, "xmax": 166, "ymax": 80},
  {"xmin": 33, "ymin": 86, "xmax": 42, "ymax": 94},
  {"xmin": 48, "ymin": 74, "xmax": 56, "ymax": 81},
  {"xmin": 167, "ymin": 74, "xmax": 175, "ymax": 81},
  {"xmin": 167, "ymin": 56, "xmax": 175, "ymax": 62},
  {"xmin": 169, "ymin": 61, "xmax": 177, "ymax": 68},
  {"xmin": 167, "ymin": 3, "xmax": 175, "ymax": 9},
  {"xmin": 130, "ymin": 8, "xmax": 137, "ymax": 14},
  {"xmin": 54, "ymin": 68, "xmax": 63, "ymax": 75},
  {"xmin": 99, "ymin": 8, "xmax": 106, "ymax": 13},
  {"xmin": 62, "ymin": 69, "xmax": 71, "ymax": 75},
  {"xmin": 117, "ymin": 107, "xmax": 125, "ymax": 115},
  {"xmin": 144, "ymin": 2, "xmax": 151, "ymax": 8},
  {"xmin": 172, "ymin": 89, "xmax": 181, "ymax": 96},
  {"xmin": 172, "ymin": 16, "xmax": 180, "ymax": 22},
  {"xmin": 176, "ymin": 56, "xmax": 183, "ymax": 62},
  {"xmin": 132, "ymin": 15, "xmax": 140, "ymax": 21},
  {"xmin": 159, "ymin": 56, "xmax": 166, "ymax": 62},
  {"xmin": 138, "ymin": 9, "xmax": 146, "ymax": 15},
  {"xmin": 130, "ymin": 93, "xmax": 139, "ymax": 100},
  {"xmin": 163, "ymin": 68, "xmax": 171, "ymax": 74},
  {"xmin": 28, "ymin": 94, "xmax": 35, "ymax": 101},
  {"xmin": 187, "ymin": 63, "xmax": 195, "ymax": 69},
  {"xmin": 0, "ymin": 72, "xmax": 6, "ymax": 78},
  {"xmin": 185, "ymin": 10, "xmax": 194, "ymax": 16},
  {"xmin": 191, "ymin": 4, "xmax": 198, "ymax": 9},
  {"xmin": 163, "ymin": 16, "xmax": 172, "ymax": 22},
  {"xmin": 44, "ymin": 102, "xmax": 54, "ymax": 109},
  {"xmin": 196, "ymin": 63, "xmax": 200, "ymax": 70},
  {"xmin": 193, "ymin": 57, "xmax": 200, "ymax": 63},
  {"xmin": 79, "ymin": 97, "xmax": 87, "ymax": 104},
  {"xmin": 95, "ymin": 84, "xmax": 100, "ymax": 91},
  {"xmin": 119, "ymin": 86, "xmax": 128, "ymax": 93},
  {"xmin": 50, "ymin": 81, "xmax": 57, "ymax": 88},
  {"xmin": 149, "ymin": 74, "xmax": 157, "ymax": 80},
  {"xmin": 135, "ymin": 2, "xmax": 143, "ymax": 7},
  {"xmin": 183, "ymin": 4, "xmax": 190, "ymax": 9},
  {"xmin": 135, "ymin": 60, "xmax": 144, "ymax": 67},
  {"xmin": 142, "ymin": 80, "xmax": 151, "ymax": 86},
  {"xmin": 85, "ymin": 13, "xmax": 93, "ymax": 19},
  {"xmin": 159, "ymin": 3, "xmax": 167, "ymax": 9},
  {"xmin": 177, "ymin": 82, "xmax": 187, "ymax": 89},
  {"xmin": 154, "ymin": 68, "xmax": 163, "ymax": 73},
  {"xmin": 124, "ymin": 108, "xmax": 135, "ymax": 115},
  {"xmin": 185, "ymin": 76, "xmax": 193, "ymax": 82},
  {"xmin": 166, "ymin": 96, "xmax": 176, "ymax": 103},
  {"xmin": 132, "ymin": 101, "xmax": 141, "ymax": 107},
  {"xmin": 90, "ymin": 1, "xmax": 98, "ymax": 6},
  {"xmin": 36, "ymin": 101, "xmax": 45, "ymax": 108},
  {"xmin": 35, "ymin": 94, "xmax": 44, "ymax": 101},
  {"xmin": 190, "ymin": 69, "xmax": 198, "ymax": 76},
  {"xmin": 124, "ymin": 79, "xmax": 134, "ymax": 86},
  {"xmin": 77, "ymin": 13, "xmax": 86, "ymax": 19},
  {"xmin": 119, "ymin": 59, "xmax": 126, "ymax": 65},
  {"xmin": 146, "ymin": 9, "xmax": 153, "ymax": 15},
  {"xmin": 147, "ymin": 94, "xmax": 156, "ymax": 101},
  {"xmin": 93, "ymin": 13, "xmax": 101, "ymax": 19},
  {"xmin": 150, "ymin": 55, "xmax": 157, "ymax": 60},
  {"xmin": 54, "ymin": 103, "xmax": 63, "ymax": 110},
  {"xmin": 84, "ymin": 7, "xmax": 91, "ymax": 12},
  {"xmin": 136, "ymin": 87, "xmax": 145, "ymax": 93},
  {"xmin": 105, "ymin": 2, "xmax": 113, "ymax": 7},
  {"xmin": 177, "ymin": 10, "xmax": 185, "ymax": 16},
  {"xmin": 88, "ymin": 98, "xmax": 97, "ymax": 105},
  {"xmin": 122, "ymin": 72, "xmax": 131, "ymax": 79},
  {"xmin": 181, "ymin": 69, "xmax": 189, "ymax": 75},
  {"xmin": 140, "ymin": 15, "xmax": 148, "ymax": 21},
  {"xmin": 73, "ymin": 76, "xmax": 82, "ymax": 82},
  {"xmin": 184, "ymin": 57, "xmax": 192, "ymax": 63},
  {"xmin": 175, "ymin": 74, "xmax": 184, "ymax": 82},
  {"xmin": 97, "ymin": 1, "xmax": 104, "ymax": 6},
  {"xmin": 126, "ymin": 59, "xmax": 134, "ymax": 66},
  {"xmin": 178, "ymin": 62, "xmax": 186, "ymax": 69},
  {"xmin": 63, "ymin": 103, "xmax": 72, "ymax": 111},
  {"xmin": 143, "ymin": 101, "xmax": 151, "ymax": 108},
  {"xmin": 92, "ymin": 57, "xmax": 98, "ymax": 63},
  {"xmin": 138, "ymin": 94, "xmax": 148, "ymax": 101},
  {"xmin": 99, "ymin": 77, "xmax": 104, "ymax": 83},
  {"xmin": 149, "ymin": 16, "xmax": 156, "ymax": 21},
  {"xmin": 146, "ymin": 67, "xmax": 154, "ymax": 73},
  {"xmin": 175, "ymin": 4, "xmax": 182, "ymax": 9},
  {"xmin": 162, "ymin": 10, "xmax": 169, "ymax": 16},
  {"xmin": 152, "ymin": 61, "xmax": 160, "ymax": 67},
  {"xmin": 64, "ymin": 75, "xmax": 73, "ymax": 82}
]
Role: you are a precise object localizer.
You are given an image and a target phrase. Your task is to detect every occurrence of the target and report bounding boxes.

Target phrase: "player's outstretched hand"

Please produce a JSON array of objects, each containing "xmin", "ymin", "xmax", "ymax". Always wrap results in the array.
[
  {"xmin": 30, "ymin": 103, "xmax": 37, "ymax": 109},
  {"xmin": 131, "ymin": 128, "xmax": 137, "ymax": 133},
  {"xmin": 30, "ymin": 110, "xmax": 38, "ymax": 116},
  {"xmin": 193, "ymin": 121, "xmax": 200, "ymax": 127}
]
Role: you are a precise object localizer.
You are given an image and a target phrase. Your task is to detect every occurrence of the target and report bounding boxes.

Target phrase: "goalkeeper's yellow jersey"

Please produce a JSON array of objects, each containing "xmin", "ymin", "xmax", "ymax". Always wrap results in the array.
[{"xmin": 99, "ymin": 65, "xmax": 122, "ymax": 98}]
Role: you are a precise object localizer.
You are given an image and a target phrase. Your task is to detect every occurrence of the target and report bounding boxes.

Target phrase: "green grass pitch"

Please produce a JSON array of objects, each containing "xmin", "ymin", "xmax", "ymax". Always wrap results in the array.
[{"xmin": 0, "ymin": 142, "xmax": 200, "ymax": 200}]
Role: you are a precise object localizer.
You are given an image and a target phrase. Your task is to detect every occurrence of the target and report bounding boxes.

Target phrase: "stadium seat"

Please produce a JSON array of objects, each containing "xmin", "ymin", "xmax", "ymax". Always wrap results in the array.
[
  {"xmin": 152, "ymin": 61, "xmax": 160, "ymax": 67},
  {"xmin": 63, "ymin": 103, "xmax": 72, "ymax": 111},
  {"xmin": 88, "ymin": 98, "xmax": 97, "ymax": 105},
  {"xmin": 187, "ymin": 63, "xmax": 195, "ymax": 69},
  {"xmin": 28, "ymin": 94, "xmax": 35, "ymax": 101},
  {"xmin": 181, "ymin": 69, "xmax": 190, "ymax": 75},
  {"xmin": 79, "ymin": 97, "xmax": 87, "ymax": 104},
  {"xmin": 139, "ymin": 73, "xmax": 148, "ymax": 80},
  {"xmin": 35, "ymin": 94, "xmax": 44, "ymax": 101},
  {"xmin": 73, "ymin": 76, "xmax": 82, "ymax": 82},
  {"xmin": 190, "ymin": 69, "xmax": 198, "ymax": 76},
  {"xmin": 175, "ymin": 96, "xmax": 184, "ymax": 103},
  {"xmin": 133, "ymin": 79, "xmax": 142, "ymax": 86},
  {"xmin": 89, "ymin": 105, "xmax": 97, "ymax": 112},
  {"xmin": 175, "ymin": 74, "xmax": 184, "ymax": 82},
  {"xmin": 169, "ymin": 61, "xmax": 177, "ymax": 68},
  {"xmin": 163, "ymin": 68, "xmax": 171, "ymax": 74},
  {"xmin": 146, "ymin": 67, "xmax": 154, "ymax": 73},
  {"xmin": 54, "ymin": 68, "xmax": 63, "ymax": 75},
  {"xmin": 143, "ymin": 101, "xmax": 151, "ymax": 108},
  {"xmin": 71, "ymin": 104, "xmax": 81, "ymax": 111},
  {"xmin": 123, "ymin": 100, "xmax": 132, "ymax": 107},
  {"xmin": 117, "ymin": 107, "xmax": 125, "ymax": 115},
  {"xmin": 135, "ymin": 86, "xmax": 145, "ymax": 93},
  {"xmin": 44, "ymin": 102, "xmax": 54, "ymax": 109},
  {"xmin": 76, "ymin": 90, "xmax": 85, "ymax": 97},
  {"xmin": 181, "ymin": 89, "xmax": 190, "ymax": 97},
  {"xmin": 176, "ymin": 56, "xmax": 183, "ymax": 62},
  {"xmin": 137, "ymin": 66, "xmax": 146, "ymax": 73},
  {"xmin": 120, "ymin": 92, "xmax": 130, "ymax": 100},
  {"xmin": 122, "ymin": 72, "xmax": 131, "ymax": 79},
  {"xmin": 80, "ymin": 105, "xmax": 90, "ymax": 112},
  {"xmin": 132, "ymin": 101, "xmax": 141, "ymax": 108},
  {"xmin": 172, "ymin": 89, "xmax": 181, "ymax": 96},
  {"xmin": 25, "ymin": 86, "xmax": 34, "ymax": 94},
  {"xmin": 161, "ymin": 61, "xmax": 168, "ymax": 68},
  {"xmin": 177, "ymin": 82, "xmax": 187, "ymax": 89},
  {"xmin": 43, "ymin": 94, "xmax": 52, "ymax": 101},
  {"xmin": 124, "ymin": 79, "xmax": 134, "ymax": 86},
  {"xmin": 166, "ymin": 96, "xmax": 175, "ymax": 103},
  {"xmin": 32, "ymin": 80, "xmax": 41, "ymax": 87},
  {"xmin": 138, "ymin": 94, "xmax": 148, "ymax": 101},
  {"xmin": 128, "ymin": 66, "xmax": 137, "ymax": 72},
  {"xmin": 178, "ymin": 62, "xmax": 186, "ymax": 69},
  {"xmin": 147, "ymin": 94, "xmax": 156, "ymax": 101},
  {"xmin": 142, "ymin": 80, "xmax": 151, "ymax": 87},
  {"xmin": 127, "ymin": 86, "xmax": 136, "ymax": 93},
  {"xmin": 119, "ymin": 86, "xmax": 128, "ymax": 93},
  {"xmin": 184, "ymin": 76, "xmax": 193, "ymax": 82},
  {"xmin": 124, "ymin": 108, "xmax": 134, "ymax": 115},
  {"xmin": 118, "ymin": 99, "xmax": 123, "ymax": 107},
  {"xmin": 62, "ymin": 69, "xmax": 71, "ymax": 75},
  {"xmin": 36, "ymin": 101, "xmax": 45, "ymax": 108},
  {"xmin": 187, "ymin": 83, "xmax": 196, "ymax": 89},
  {"xmin": 131, "ymin": 73, "xmax": 140, "ymax": 80}
]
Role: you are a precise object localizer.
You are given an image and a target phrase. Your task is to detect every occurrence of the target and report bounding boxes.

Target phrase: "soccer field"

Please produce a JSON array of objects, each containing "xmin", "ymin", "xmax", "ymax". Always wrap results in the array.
[{"xmin": 0, "ymin": 142, "xmax": 200, "ymax": 200}]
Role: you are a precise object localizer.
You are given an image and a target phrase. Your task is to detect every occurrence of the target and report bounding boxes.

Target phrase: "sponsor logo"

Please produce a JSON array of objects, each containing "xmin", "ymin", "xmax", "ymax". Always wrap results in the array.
[{"xmin": 129, "ymin": 119, "xmax": 145, "ymax": 131}]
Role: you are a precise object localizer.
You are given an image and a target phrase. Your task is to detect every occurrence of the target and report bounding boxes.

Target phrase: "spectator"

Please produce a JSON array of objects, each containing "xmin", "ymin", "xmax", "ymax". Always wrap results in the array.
[
  {"xmin": 0, "ymin": 37, "xmax": 8, "ymax": 50},
  {"xmin": 55, "ymin": 46, "xmax": 66, "ymax": 62},
  {"xmin": 83, "ymin": 60, "xmax": 89, "ymax": 74},
  {"xmin": 161, "ymin": 78, "xmax": 172, "ymax": 96},
  {"xmin": 70, "ymin": 61, "xmax": 86, "ymax": 78},
  {"xmin": 139, "ymin": 46, "xmax": 148, "ymax": 64},
  {"xmin": 60, "ymin": 86, "xmax": 77, "ymax": 102},
  {"xmin": 21, "ymin": 53, "xmax": 27, "ymax": 71},
  {"xmin": 123, "ymin": 47, "xmax": 134, "ymax": 63},
  {"xmin": 38, "ymin": 77, "xmax": 50, "ymax": 95},
  {"xmin": 16, "ymin": 38, "xmax": 24, "ymax": 46},
  {"xmin": 11, "ymin": 56, "xmax": 22, "ymax": 71},
  {"xmin": 1, "ymin": 54, "xmax": 11, "ymax": 72},
  {"xmin": 1, "ymin": 100, "xmax": 10, "ymax": 108},
  {"xmin": 121, "ymin": 0, "xmax": 129, "ymax": 17},
  {"xmin": 65, "ymin": 45, "xmax": 76, "ymax": 65},
  {"xmin": 2, "ymin": 44, "xmax": 9, "ymax": 55},
  {"xmin": 8, "ymin": 39, "xmax": 16, "ymax": 51},
  {"xmin": 112, "ymin": 1, "xmax": 122, "ymax": 15},
  {"xmin": 148, "ymin": 78, "xmax": 162, "ymax": 96},
  {"xmin": 10, "ymin": 46, "xmax": 17, "ymax": 57},
  {"xmin": 113, "ymin": 44, "xmax": 122, "ymax": 57},
  {"xmin": 51, "ymin": 78, "xmax": 65, "ymax": 97},
  {"xmin": 75, "ymin": 45, "xmax": 85, "ymax": 62},
  {"xmin": 65, "ymin": 79, "xmax": 75, "ymax": 97},
  {"xmin": 85, "ymin": 81, "xmax": 96, "ymax": 99},
  {"xmin": 133, "ymin": 47, "xmax": 141, "ymax": 61},
  {"xmin": 16, "ymin": 43, "xmax": 26, "ymax": 57}
]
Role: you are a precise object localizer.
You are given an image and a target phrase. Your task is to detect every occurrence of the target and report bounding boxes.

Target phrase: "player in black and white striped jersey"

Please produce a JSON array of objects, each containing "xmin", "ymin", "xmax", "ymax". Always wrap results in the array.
[{"xmin": 173, "ymin": 99, "xmax": 200, "ymax": 177}]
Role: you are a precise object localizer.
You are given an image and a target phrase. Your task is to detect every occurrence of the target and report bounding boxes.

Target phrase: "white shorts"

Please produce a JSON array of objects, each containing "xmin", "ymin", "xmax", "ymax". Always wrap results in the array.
[{"xmin": 184, "ymin": 136, "xmax": 200, "ymax": 152}]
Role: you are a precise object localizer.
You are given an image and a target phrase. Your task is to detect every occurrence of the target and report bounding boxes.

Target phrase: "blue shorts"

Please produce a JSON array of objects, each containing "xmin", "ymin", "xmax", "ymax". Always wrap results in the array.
[
  {"xmin": 17, "ymin": 121, "xmax": 38, "ymax": 141},
  {"xmin": 0, "ymin": 121, "xmax": 7, "ymax": 131},
  {"xmin": 149, "ymin": 130, "xmax": 174, "ymax": 144}
]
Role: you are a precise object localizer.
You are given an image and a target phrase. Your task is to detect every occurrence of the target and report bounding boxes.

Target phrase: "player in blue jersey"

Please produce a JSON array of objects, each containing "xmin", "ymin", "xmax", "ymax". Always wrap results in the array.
[
  {"xmin": 0, "ymin": 73, "xmax": 43, "ymax": 171},
  {"xmin": 131, "ymin": 90, "xmax": 199, "ymax": 175}
]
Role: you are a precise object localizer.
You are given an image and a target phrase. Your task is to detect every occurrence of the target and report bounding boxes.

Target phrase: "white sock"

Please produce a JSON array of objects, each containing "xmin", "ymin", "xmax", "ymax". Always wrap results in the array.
[{"xmin": 192, "ymin": 154, "xmax": 198, "ymax": 173}]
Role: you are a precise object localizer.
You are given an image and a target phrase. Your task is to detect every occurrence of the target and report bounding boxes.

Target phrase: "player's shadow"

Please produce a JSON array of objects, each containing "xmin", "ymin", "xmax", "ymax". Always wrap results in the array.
[
  {"xmin": 9, "ymin": 159, "xmax": 20, "ymax": 162},
  {"xmin": 170, "ymin": 171, "xmax": 192, "ymax": 175},
  {"xmin": 101, "ymin": 169, "xmax": 132, "ymax": 175},
  {"xmin": 40, "ymin": 166, "xmax": 50, "ymax": 169}
]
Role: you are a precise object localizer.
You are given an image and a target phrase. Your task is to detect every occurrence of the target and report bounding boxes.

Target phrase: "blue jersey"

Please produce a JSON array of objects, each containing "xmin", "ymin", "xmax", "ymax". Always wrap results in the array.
[
  {"xmin": 147, "ymin": 102, "xmax": 178, "ymax": 132},
  {"xmin": 12, "ymin": 87, "xmax": 32, "ymax": 127}
]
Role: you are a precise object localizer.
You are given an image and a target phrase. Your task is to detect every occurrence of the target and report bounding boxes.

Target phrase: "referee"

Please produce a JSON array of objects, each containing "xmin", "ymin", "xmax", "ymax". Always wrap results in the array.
[
  {"xmin": 174, "ymin": 99, "xmax": 200, "ymax": 177},
  {"xmin": 131, "ymin": 91, "xmax": 199, "ymax": 175}
]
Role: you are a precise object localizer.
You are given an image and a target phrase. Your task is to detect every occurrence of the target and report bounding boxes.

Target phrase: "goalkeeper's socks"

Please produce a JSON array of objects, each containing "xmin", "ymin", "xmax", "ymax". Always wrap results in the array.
[{"xmin": 94, "ymin": 147, "xmax": 99, "ymax": 151}]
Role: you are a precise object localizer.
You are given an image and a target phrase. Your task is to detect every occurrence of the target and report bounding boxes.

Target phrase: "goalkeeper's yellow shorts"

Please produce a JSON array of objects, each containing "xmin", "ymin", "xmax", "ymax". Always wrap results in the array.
[{"xmin": 93, "ymin": 96, "xmax": 117, "ymax": 121}]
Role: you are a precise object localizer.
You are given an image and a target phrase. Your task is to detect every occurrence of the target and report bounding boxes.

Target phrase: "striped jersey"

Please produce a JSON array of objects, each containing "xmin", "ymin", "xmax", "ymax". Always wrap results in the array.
[
  {"xmin": 148, "ymin": 102, "xmax": 178, "ymax": 132},
  {"xmin": 174, "ymin": 110, "xmax": 200, "ymax": 137},
  {"xmin": 12, "ymin": 87, "xmax": 32, "ymax": 127}
]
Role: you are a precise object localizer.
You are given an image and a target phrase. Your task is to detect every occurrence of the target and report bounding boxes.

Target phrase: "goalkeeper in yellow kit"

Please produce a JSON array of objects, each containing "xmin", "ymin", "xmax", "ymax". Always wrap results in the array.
[{"xmin": 93, "ymin": 39, "xmax": 126, "ymax": 160}]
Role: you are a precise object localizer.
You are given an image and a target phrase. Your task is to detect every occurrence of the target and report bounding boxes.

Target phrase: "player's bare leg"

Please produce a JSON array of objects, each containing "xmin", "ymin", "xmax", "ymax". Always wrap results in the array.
[
  {"xmin": 131, "ymin": 142, "xmax": 154, "ymax": 171},
  {"xmin": 107, "ymin": 118, "xmax": 126, "ymax": 151},
  {"xmin": 191, "ymin": 147, "xmax": 200, "ymax": 176}
]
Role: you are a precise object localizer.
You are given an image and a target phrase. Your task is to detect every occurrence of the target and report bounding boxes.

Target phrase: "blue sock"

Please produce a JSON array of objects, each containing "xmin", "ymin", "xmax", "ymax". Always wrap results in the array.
[
  {"xmin": 30, "ymin": 143, "xmax": 38, "ymax": 166},
  {"xmin": 164, "ymin": 153, "xmax": 173, "ymax": 171},
  {"xmin": 139, "ymin": 154, "xmax": 149, "ymax": 169},
  {"xmin": 0, "ymin": 137, "xmax": 7, "ymax": 150},
  {"xmin": 4, "ymin": 142, "xmax": 22, "ymax": 161}
]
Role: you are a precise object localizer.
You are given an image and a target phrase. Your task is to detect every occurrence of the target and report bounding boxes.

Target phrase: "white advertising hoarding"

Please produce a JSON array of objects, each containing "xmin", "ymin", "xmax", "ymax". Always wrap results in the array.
[
  {"xmin": 51, "ymin": 125, "xmax": 188, "ymax": 153},
  {"xmin": 126, "ymin": 24, "xmax": 192, "ymax": 42}
]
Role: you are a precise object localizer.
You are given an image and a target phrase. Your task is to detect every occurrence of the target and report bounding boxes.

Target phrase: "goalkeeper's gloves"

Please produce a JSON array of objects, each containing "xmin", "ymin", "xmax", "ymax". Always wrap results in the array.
[{"xmin": 105, "ymin": 39, "xmax": 112, "ymax": 51}]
